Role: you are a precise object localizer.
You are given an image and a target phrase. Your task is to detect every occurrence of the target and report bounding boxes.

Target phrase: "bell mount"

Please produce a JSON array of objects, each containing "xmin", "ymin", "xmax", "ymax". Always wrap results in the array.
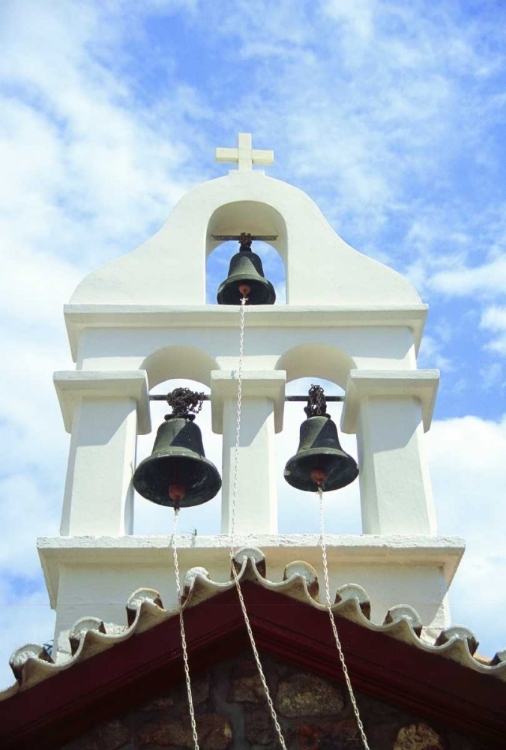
[{"xmin": 164, "ymin": 387, "xmax": 205, "ymax": 422}]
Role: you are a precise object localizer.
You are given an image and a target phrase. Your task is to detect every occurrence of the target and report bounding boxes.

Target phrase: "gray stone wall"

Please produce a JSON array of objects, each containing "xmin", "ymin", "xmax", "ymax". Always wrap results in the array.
[{"xmin": 60, "ymin": 652, "xmax": 488, "ymax": 750}]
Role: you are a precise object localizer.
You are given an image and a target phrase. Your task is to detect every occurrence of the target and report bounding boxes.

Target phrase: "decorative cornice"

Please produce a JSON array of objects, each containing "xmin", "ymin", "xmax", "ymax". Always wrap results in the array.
[
  {"xmin": 341, "ymin": 369, "xmax": 440, "ymax": 433},
  {"xmin": 36, "ymin": 534, "xmax": 466, "ymax": 608},
  {"xmin": 63, "ymin": 304, "xmax": 428, "ymax": 360},
  {"xmin": 53, "ymin": 370, "xmax": 151, "ymax": 434}
]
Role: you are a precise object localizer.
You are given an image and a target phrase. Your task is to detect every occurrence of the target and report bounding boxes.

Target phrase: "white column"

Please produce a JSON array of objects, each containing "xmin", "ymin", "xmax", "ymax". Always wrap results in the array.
[
  {"xmin": 341, "ymin": 370, "xmax": 439, "ymax": 535},
  {"xmin": 211, "ymin": 370, "xmax": 285, "ymax": 535},
  {"xmin": 54, "ymin": 371, "xmax": 151, "ymax": 536}
]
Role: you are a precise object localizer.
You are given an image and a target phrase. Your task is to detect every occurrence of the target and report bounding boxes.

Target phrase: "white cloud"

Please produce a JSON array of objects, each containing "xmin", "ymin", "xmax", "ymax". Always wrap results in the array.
[
  {"xmin": 417, "ymin": 334, "xmax": 453, "ymax": 372},
  {"xmin": 482, "ymin": 306, "xmax": 506, "ymax": 330},
  {"xmin": 323, "ymin": 0, "xmax": 377, "ymax": 40},
  {"xmin": 480, "ymin": 305, "xmax": 506, "ymax": 355},
  {"xmin": 428, "ymin": 415, "xmax": 506, "ymax": 656},
  {"xmin": 0, "ymin": 0, "xmax": 215, "ymax": 690},
  {"xmin": 432, "ymin": 256, "xmax": 506, "ymax": 298},
  {"xmin": 479, "ymin": 361, "xmax": 504, "ymax": 391},
  {"xmin": 0, "ymin": 590, "xmax": 55, "ymax": 692}
]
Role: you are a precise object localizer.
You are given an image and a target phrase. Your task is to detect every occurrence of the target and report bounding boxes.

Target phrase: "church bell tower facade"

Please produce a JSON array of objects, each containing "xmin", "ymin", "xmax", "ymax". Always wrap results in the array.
[{"xmin": 41, "ymin": 134, "xmax": 464, "ymax": 660}]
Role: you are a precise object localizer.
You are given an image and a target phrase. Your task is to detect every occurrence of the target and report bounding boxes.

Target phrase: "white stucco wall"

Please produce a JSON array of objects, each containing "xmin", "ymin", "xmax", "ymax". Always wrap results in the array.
[
  {"xmin": 43, "ymin": 154, "xmax": 461, "ymax": 660},
  {"xmin": 70, "ymin": 170, "xmax": 421, "ymax": 307}
]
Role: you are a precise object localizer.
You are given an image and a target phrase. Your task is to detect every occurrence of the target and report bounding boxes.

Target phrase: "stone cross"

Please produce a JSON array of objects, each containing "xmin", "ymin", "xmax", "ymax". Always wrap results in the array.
[{"xmin": 215, "ymin": 132, "xmax": 274, "ymax": 171}]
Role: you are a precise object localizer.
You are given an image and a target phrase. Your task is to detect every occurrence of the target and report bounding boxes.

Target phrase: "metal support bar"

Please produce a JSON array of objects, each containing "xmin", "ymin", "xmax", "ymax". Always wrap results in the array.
[
  {"xmin": 149, "ymin": 394, "xmax": 344, "ymax": 402},
  {"xmin": 211, "ymin": 235, "xmax": 278, "ymax": 242}
]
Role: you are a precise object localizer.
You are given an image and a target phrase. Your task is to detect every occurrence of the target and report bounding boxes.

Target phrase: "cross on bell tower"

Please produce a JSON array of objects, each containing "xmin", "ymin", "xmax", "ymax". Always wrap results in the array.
[{"xmin": 216, "ymin": 132, "xmax": 274, "ymax": 171}]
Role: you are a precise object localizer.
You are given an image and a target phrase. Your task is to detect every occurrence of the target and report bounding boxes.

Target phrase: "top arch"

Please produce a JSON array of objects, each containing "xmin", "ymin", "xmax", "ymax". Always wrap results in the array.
[{"xmin": 70, "ymin": 169, "xmax": 421, "ymax": 307}]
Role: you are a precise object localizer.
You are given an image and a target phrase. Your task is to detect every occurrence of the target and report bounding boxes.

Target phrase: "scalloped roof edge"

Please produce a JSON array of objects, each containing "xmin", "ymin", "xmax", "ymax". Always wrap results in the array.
[{"xmin": 2, "ymin": 546, "xmax": 505, "ymax": 699}]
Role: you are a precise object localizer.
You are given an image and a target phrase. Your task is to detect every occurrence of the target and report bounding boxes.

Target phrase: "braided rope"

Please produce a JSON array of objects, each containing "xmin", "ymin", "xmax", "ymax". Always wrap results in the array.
[
  {"xmin": 229, "ymin": 297, "xmax": 288, "ymax": 750},
  {"xmin": 318, "ymin": 488, "xmax": 370, "ymax": 749},
  {"xmin": 172, "ymin": 508, "xmax": 200, "ymax": 750}
]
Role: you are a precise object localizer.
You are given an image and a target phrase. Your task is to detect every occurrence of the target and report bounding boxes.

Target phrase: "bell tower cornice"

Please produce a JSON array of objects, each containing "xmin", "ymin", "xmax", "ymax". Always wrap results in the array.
[{"xmin": 64, "ymin": 303, "xmax": 428, "ymax": 363}]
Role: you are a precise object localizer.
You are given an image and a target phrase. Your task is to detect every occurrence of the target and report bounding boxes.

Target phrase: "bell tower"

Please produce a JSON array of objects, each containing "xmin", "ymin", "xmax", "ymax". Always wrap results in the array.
[{"xmin": 41, "ymin": 133, "xmax": 465, "ymax": 661}]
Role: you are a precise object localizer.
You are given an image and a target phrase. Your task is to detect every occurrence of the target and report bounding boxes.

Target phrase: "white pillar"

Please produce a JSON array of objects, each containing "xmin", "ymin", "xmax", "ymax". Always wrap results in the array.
[
  {"xmin": 54, "ymin": 371, "xmax": 151, "ymax": 535},
  {"xmin": 341, "ymin": 370, "xmax": 439, "ymax": 535},
  {"xmin": 211, "ymin": 370, "xmax": 285, "ymax": 535}
]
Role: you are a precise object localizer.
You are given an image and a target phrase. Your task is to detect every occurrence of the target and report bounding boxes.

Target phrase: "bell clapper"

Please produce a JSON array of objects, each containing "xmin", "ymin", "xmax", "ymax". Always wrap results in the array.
[
  {"xmin": 310, "ymin": 468, "xmax": 327, "ymax": 487},
  {"xmin": 168, "ymin": 483, "xmax": 186, "ymax": 503},
  {"xmin": 238, "ymin": 282, "xmax": 251, "ymax": 298}
]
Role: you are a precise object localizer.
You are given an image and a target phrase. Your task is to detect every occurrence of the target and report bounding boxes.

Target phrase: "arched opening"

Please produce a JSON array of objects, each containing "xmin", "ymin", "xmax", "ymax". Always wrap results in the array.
[
  {"xmin": 135, "ymin": 377, "xmax": 222, "ymax": 536},
  {"xmin": 277, "ymin": 376, "xmax": 361, "ymax": 535},
  {"xmin": 205, "ymin": 200, "xmax": 287, "ymax": 304},
  {"xmin": 141, "ymin": 346, "xmax": 218, "ymax": 389},
  {"xmin": 135, "ymin": 346, "xmax": 222, "ymax": 535},
  {"xmin": 275, "ymin": 343, "xmax": 360, "ymax": 534},
  {"xmin": 276, "ymin": 343, "xmax": 355, "ymax": 390}
]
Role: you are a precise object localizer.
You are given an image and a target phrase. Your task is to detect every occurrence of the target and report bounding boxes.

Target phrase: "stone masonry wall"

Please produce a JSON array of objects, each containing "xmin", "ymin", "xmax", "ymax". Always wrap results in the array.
[{"xmin": 60, "ymin": 652, "xmax": 489, "ymax": 750}]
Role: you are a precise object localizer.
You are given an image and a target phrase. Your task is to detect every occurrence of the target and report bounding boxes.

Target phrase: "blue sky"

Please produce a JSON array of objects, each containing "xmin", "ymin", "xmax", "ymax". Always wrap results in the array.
[{"xmin": 1, "ymin": 0, "xmax": 506, "ymax": 688}]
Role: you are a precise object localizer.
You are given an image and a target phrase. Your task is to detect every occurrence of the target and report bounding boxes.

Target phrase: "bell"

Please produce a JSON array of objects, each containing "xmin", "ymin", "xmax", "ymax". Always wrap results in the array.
[
  {"xmin": 133, "ymin": 389, "xmax": 221, "ymax": 508},
  {"xmin": 217, "ymin": 234, "xmax": 276, "ymax": 305},
  {"xmin": 284, "ymin": 386, "xmax": 358, "ymax": 492}
]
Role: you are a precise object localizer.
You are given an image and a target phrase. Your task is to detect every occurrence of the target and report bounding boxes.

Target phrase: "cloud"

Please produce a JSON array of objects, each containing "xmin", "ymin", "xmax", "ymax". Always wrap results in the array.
[
  {"xmin": 323, "ymin": 0, "xmax": 377, "ymax": 41},
  {"xmin": 480, "ymin": 306, "xmax": 506, "ymax": 355},
  {"xmin": 478, "ymin": 361, "xmax": 504, "ymax": 391},
  {"xmin": 0, "ymin": 589, "xmax": 55, "ymax": 690},
  {"xmin": 417, "ymin": 334, "xmax": 453, "ymax": 373},
  {"xmin": 428, "ymin": 415, "xmax": 506, "ymax": 656},
  {"xmin": 432, "ymin": 256, "xmax": 506, "ymax": 298},
  {"xmin": 0, "ymin": 0, "xmax": 215, "ymax": 689}
]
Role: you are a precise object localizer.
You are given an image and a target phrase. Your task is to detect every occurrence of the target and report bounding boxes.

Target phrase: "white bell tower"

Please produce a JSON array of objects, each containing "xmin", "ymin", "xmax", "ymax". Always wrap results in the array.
[{"xmin": 40, "ymin": 134, "xmax": 465, "ymax": 660}]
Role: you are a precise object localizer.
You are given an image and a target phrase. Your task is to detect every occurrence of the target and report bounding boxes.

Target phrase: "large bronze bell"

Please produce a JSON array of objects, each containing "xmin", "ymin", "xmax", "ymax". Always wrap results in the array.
[
  {"xmin": 133, "ymin": 389, "xmax": 221, "ymax": 508},
  {"xmin": 284, "ymin": 386, "xmax": 358, "ymax": 492},
  {"xmin": 217, "ymin": 233, "xmax": 276, "ymax": 305}
]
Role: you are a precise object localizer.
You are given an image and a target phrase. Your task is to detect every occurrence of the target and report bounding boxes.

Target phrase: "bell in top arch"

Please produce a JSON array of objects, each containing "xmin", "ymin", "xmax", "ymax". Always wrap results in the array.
[
  {"xmin": 284, "ymin": 385, "xmax": 358, "ymax": 492},
  {"xmin": 217, "ymin": 233, "xmax": 276, "ymax": 305},
  {"xmin": 133, "ymin": 388, "xmax": 221, "ymax": 508}
]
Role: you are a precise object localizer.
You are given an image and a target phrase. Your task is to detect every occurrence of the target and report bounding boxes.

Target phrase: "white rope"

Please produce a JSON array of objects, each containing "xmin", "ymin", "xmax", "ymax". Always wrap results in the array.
[
  {"xmin": 230, "ymin": 297, "xmax": 246, "ymax": 545},
  {"xmin": 230, "ymin": 297, "xmax": 288, "ymax": 750},
  {"xmin": 318, "ymin": 488, "xmax": 370, "ymax": 750},
  {"xmin": 172, "ymin": 507, "xmax": 200, "ymax": 750}
]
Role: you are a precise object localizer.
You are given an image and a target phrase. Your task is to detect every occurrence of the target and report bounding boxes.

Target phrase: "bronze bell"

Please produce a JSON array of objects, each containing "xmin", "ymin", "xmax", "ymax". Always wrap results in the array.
[
  {"xmin": 133, "ymin": 389, "xmax": 221, "ymax": 508},
  {"xmin": 217, "ymin": 233, "xmax": 276, "ymax": 305},
  {"xmin": 284, "ymin": 386, "xmax": 358, "ymax": 492}
]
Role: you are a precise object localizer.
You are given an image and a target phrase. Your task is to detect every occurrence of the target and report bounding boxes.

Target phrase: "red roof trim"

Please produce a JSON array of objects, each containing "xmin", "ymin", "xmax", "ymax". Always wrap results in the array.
[{"xmin": 1, "ymin": 584, "xmax": 505, "ymax": 748}]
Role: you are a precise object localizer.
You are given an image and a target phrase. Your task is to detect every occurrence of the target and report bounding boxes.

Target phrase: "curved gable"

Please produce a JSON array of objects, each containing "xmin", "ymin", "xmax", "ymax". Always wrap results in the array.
[{"xmin": 70, "ymin": 171, "xmax": 421, "ymax": 307}]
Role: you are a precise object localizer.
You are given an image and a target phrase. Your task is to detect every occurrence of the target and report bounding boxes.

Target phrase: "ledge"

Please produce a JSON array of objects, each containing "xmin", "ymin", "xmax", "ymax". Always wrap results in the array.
[
  {"xmin": 341, "ymin": 369, "xmax": 440, "ymax": 433},
  {"xmin": 64, "ymin": 304, "xmax": 428, "ymax": 360},
  {"xmin": 38, "ymin": 534, "xmax": 465, "ymax": 608},
  {"xmin": 53, "ymin": 371, "xmax": 151, "ymax": 434}
]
